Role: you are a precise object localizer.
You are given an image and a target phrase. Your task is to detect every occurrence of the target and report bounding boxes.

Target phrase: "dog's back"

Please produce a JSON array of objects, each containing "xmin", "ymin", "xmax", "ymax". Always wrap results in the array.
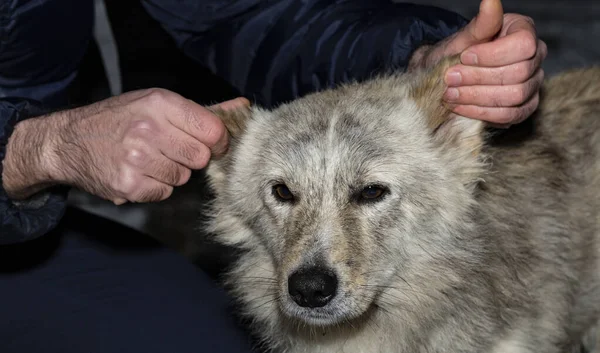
[{"xmin": 469, "ymin": 67, "xmax": 600, "ymax": 352}]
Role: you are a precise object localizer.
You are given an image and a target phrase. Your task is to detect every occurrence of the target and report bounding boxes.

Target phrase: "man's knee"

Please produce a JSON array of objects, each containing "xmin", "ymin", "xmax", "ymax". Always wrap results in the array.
[{"xmin": 0, "ymin": 212, "xmax": 254, "ymax": 353}]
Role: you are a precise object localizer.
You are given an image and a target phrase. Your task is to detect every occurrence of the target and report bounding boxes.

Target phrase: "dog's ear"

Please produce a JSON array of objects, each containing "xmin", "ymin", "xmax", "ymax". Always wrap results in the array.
[
  {"xmin": 205, "ymin": 103, "xmax": 253, "ymax": 193},
  {"xmin": 409, "ymin": 55, "xmax": 488, "ymax": 188},
  {"xmin": 410, "ymin": 54, "xmax": 486, "ymax": 159},
  {"xmin": 208, "ymin": 103, "xmax": 253, "ymax": 141}
]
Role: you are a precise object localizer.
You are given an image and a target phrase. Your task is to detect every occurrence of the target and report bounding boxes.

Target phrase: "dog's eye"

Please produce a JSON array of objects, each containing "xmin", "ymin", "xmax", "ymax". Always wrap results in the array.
[
  {"xmin": 273, "ymin": 184, "xmax": 294, "ymax": 202},
  {"xmin": 357, "ymin": 185, "xmax": 388, "ymax": 203}
]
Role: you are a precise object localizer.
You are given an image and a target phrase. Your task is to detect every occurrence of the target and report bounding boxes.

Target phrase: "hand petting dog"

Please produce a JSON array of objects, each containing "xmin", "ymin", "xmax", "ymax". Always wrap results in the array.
[{"xmin": 409, "ymin": 0, "xmax": 547, "ymax": 127}]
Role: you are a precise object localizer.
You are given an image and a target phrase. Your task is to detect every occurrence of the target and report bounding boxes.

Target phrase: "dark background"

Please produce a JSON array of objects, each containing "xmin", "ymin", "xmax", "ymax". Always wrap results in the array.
[{"xmin": 69, "ymin": 0, "xmax": 600, "ymax": 277}]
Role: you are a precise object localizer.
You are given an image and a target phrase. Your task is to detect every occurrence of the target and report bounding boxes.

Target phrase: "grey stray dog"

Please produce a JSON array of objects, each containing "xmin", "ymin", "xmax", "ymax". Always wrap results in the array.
[{"xmin": 202, "ymin": 53, "xmax": 600, "ymax": 353}]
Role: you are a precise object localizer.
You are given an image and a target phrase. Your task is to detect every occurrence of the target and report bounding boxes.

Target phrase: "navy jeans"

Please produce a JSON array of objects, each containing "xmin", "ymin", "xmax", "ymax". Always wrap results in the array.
[{"xmin": 0, "ymin": 207, "xmax": 254, "ymax": 353}]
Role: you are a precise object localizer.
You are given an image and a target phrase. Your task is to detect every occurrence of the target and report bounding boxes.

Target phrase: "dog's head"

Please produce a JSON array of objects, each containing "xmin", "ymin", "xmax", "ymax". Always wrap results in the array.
[{"xmin": 205, "ymin": 55, "xmax": 488, "ymax": 329}]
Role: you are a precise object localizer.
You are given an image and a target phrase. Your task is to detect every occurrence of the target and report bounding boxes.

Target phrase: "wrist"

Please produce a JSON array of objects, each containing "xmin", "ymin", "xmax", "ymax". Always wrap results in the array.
[{"xmin": 2, "ymin": 113, "xmax": 65, "ymax": 199}]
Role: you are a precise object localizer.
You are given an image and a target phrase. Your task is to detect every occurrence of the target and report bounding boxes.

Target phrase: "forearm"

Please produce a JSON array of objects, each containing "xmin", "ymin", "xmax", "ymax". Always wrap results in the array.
[
  {"xmin": 2, "ymin": 113, "xmax": 64, "ymax": 200},
  {"xmin": 142, "ymin": 0, "xmax": 468, "ymax": 107},
  {"xmin": 0, "ymin": 98, "xmax": 69, "ymax": 244}
]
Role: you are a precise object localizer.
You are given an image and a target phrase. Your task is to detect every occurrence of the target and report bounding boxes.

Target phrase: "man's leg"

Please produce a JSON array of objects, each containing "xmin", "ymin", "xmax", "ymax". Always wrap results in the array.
[{"xmin": 0, "ymin": 207, "xmax": 254, "ymax": 353}]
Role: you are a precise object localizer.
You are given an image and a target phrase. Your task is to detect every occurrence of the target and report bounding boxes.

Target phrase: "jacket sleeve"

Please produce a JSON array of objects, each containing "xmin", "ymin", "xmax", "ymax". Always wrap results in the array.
[
  {"xmin": 0, "ymin": 98, "xmax": 69, "ymax": 245},
  {"xmin": 141, "ymin": 0, "xmax": 468, "ymax": 108}
]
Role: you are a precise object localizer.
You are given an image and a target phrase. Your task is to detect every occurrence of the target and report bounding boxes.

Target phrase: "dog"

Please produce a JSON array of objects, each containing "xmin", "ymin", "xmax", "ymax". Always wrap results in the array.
[{"xmin": 202, "ymin": 53, "xmax": 600, "ymax": 353}]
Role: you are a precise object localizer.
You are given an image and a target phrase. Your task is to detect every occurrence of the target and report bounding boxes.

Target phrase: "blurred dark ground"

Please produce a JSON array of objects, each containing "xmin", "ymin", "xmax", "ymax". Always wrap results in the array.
[{"xmin": 69, "ymin": 0, "xmax": 600, "ymax": 278}]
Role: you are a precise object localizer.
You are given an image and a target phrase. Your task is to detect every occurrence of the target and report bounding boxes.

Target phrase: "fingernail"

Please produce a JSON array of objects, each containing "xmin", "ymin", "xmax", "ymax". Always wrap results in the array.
[
  {"xmin": 462, "ymin": 51, "xmax": 478, "ymax": 65},
  {"xmin": 445, "ymin": 71, "xmax": 462, "ymax": 86},
  {"xmin": 444, "ymin": 88, "xmax": 459, "ymax": 101}
]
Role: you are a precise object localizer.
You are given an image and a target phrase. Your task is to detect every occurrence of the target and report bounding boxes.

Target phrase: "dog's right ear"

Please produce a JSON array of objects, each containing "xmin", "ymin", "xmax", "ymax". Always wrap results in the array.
[
  {"xmin": 409, "ymin": 55, "xmax": 487, "ymax": 189},
  {"xmin": 410, "ymin": 55, "xmax": 486, "ymax": 156},
  {"xmin": 205, "ymin": 102, "xmax": 253, "ymax": 193}
]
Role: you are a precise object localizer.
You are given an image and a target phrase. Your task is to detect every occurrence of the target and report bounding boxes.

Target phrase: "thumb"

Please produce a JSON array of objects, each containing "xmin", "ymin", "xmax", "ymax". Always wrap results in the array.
[
  {"xmin": 209, "ymin": 97, "xmax": 251, "ymax": 112},
  {"xmin": 445, "ymin": 0, "xmax": 504, "ymax": 55}
]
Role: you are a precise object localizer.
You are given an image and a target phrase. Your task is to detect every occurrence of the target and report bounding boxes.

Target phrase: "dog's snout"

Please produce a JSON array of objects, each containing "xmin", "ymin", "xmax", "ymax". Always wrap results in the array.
[{"xmin": 288, "ymin": 267, "xmax": 338, "ymax": 308}]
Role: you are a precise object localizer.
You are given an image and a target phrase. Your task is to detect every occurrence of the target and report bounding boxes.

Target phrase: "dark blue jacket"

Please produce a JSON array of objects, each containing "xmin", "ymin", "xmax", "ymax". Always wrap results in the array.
[{"xmin": 0, "ymin": 0, "xmax": 468, "ymax": 244}]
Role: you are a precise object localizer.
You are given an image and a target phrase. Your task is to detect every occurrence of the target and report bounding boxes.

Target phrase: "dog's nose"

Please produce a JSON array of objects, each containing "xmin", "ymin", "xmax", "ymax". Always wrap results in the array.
[{"xmin": 288, "ymin": 267, "xmax": 338, "ymax": 308}]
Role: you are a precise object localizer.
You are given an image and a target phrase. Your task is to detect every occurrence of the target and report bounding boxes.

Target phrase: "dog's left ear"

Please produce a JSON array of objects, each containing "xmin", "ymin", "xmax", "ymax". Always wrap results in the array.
[
  {"xmin": 208, "ymin": 102, "xmax": 253, "ymax": 141},
  {"xmin": 409, "ymin": 55, "xmax": 486, "ymax": 158},
  {"xmin": 205, "ymin": 103, "xmax": 253, "ymax": 193}
]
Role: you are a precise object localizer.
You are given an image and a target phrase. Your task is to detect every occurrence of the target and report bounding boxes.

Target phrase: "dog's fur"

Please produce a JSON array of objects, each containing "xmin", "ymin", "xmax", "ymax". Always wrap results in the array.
[{"xmin": 203, "ymin": 54, "xmax": 600, "ymax": 353}]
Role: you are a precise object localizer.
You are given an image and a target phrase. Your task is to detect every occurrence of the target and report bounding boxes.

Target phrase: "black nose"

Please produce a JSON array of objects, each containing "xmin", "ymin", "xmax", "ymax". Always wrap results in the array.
[{"xmin": 288, "ymin": 267, "xmax": 338, "ymax": 308}]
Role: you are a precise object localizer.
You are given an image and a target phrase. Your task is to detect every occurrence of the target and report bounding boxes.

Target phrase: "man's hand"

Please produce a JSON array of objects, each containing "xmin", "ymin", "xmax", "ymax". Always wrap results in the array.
[
  {"xmin": 2, "ymin": 89, "xmax": 249, "ymax": 204},
  {"xmin": 408, "ymin": 0, "xmax": 548, "ymax": 127}
]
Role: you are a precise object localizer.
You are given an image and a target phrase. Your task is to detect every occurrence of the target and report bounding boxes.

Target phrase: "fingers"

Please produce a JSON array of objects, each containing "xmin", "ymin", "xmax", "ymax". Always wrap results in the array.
[
  {"xmin": 451, "ymin": 91, "xmax": 540, "ymax": 125},
  {"xmin": 138, "ymin": 89, "xmax": 249, "ymax": 160},
  {"xmin": 445, "ymin": 40, "xmax": 546, "ymax": 86},
  {"xmin": 65, "ymin": 88, "xmax": 252, "ymax": 206},
  {"xmin": 130, "ymin": 178, "xmax": 174, "ymax": 203},
  {"xmin": 211, "ymin": 97, "xmax": 251, "ymax": 111},
  {"xmin": 169, "ymin": 96, "xmax": 251, "ymax": 157},
  {"xmin": 444, "ymin": 68, "xmax": 544, "ymax": 107},
  {"xmin": 112, "ymin": 165, "xmax": 175, "ymax": 204},
  {"xmin": 116, "ymin": 147, "xmax": 187, "ymax": 203},
  {"xmin": 167, "ymin": 98, "xmax": 229, "ymax": 157},
  {"xmin": 125, "ymin": 147, "xmax": 191, "ymax": 187},
  {"xmin": 460, "ymin": 17, "xmax": 540, "ymax": 67},
  {"xmin": 443, "ymin": 0, "xmax": 504, "ymax": 56},
  {"xmin": 159, "ymin": 127, "xmax": 212, "ymax": 170}
]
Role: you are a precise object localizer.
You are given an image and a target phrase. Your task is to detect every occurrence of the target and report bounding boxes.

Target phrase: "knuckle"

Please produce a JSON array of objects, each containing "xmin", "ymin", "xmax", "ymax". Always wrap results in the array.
[
  {"xmin": 530, "ymin": 92, "xmax": 541, "ymax": 110},
  {"xmin": 160, "ymin": 186, "xmax": 174, "ymax": 202},
  {"xmin": 475, "ymin": 70, "xmax": 487, "ymax": 85},
  {"xmin": 474, "ymin": 106, "xmax": 492, "ymax": 121},
  {"xmin": 519, "ymin": 31, "xmax": 538, "ymax": 58},
  {"xmin": 165, "ymin": 165, "xmax": 183, "ymax": 186},
  {"xmin": 129, "ymin": 119, "xmax": 156, "ymax": 134},
  {"xmin": 171, "ymin": 167, "xmax": 191, "ymax": 186},
  {"xmin": 493, "ymin": 68, "xmax": 506, "ymax": 86},
  {"xmin": 114, "ymin": 166, "xmax": 139, "ymax": 197},
  {"xmin": 145, "ymin": 88, "xmax": 172, "ymax": 105},
  {"xmin": 137, "ymin": 184, "xmax": 172, "ymax": 203},
  {"xmin": 514, "ymin": 62, "xmax": 532, "ymax": 83},
  {"xmin": 497, "ymin": 110, "xmax": 518, "ymax": 125},
  {"xmin": 123, "ymin": 120, "xmax": 157, "ymax": 144},
  {"xmin": 484, "ymin": 106, "xmax": 517, "ymax": 125},
  {"xmin": 509, "ymin": 107, "xmax": 524, "ymax": 123},
  {"xmin": 203, "ymin": 120, "xmax": 226, "ymax": 147},
  {"xmin": 539, "ymin": 40, "xmax": 549, "ymax": 58},
  {"xmin": 191, "ymin": 145, "xmax": 211, "ymax": 169},
  {"xmin": 522, "ymin": 15, "xmax": 535, "ymax": 26},
  {"xmin": 179, "ymin": 141, "xmax": 198, "ymax": 164},
  {"xmin": 507, "ymin": 85, "xmax": 528, "ymax": 106},
  {"xmin": 516, "ymin": 85, "xmax": 530, "ymax": 104},
  {"xmin": 180, "ymin": 104, "xmax": 204, "ymax": 133},
  {"xmin": 133, "ymin": 188, "xmax": 157, "ymax": 203},
  {"xmin": 124, "ymin": 147, "xmax": 148, "ymax": 167},
  {"xmin": 491, "ymin": 94, "xmax": 504, "ymax": 108},
  {"xmin": 144, "ymin": 89, "xmax": 184, "ymax": 113},
  {"xmin": 170, "ymin": 136, "xmax": 200, "ymax": 165},
  {"xmin": 178, "ymin": 105, "xmax": 225, "ymax": 147},
  {"xmin": 178, "ymin": 168, "xmax": 192, "ymax": 186}
]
